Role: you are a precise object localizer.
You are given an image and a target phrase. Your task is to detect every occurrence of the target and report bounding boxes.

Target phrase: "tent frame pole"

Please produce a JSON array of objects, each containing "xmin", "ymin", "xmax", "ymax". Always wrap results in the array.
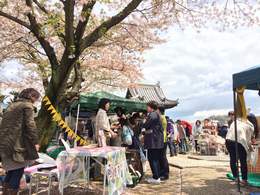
[
  {"xmin": 74, "ymin": 103, "xmax": 81, "ymax": 148},
  {"xmin": 233, "ymin": 90, "xmax": 240, "ymax": 192}
]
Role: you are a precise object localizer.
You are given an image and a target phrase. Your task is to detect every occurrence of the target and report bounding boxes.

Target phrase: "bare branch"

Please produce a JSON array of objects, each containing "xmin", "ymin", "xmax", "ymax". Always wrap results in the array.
[
  {"xmin": 80, "ymin": 0, "xmax": 143, "ymax": 53},
  {"xmin": 0, "ymin": 11, "xmax": 31, "ymax": 30},
  {"xmin": 59, "ymin": 0, "xmax": 76, "ymax": 70},
  {"xmin": 25, "ymin": 0, "xmax": 59, "ymax": 69},
  {"xmin": 75, "ymin": 0, "xmax": 97, "ymax": 45},
  {"xmin": 27, "ymin": 13, "xmax": 59, "ymax": 69},
  {"xmin": 64, "ymin": 0, "xmax": 75, "ymax": 51},
  {"xmin": 32, "ymin": 0, "xmax": 49, "ymax": 14}
]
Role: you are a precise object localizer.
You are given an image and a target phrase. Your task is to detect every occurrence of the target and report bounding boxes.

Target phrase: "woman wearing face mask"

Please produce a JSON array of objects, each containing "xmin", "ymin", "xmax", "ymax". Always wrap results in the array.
[{"xmin": 0, "ymin": 88, "xmax": 40, "ymax": 195}]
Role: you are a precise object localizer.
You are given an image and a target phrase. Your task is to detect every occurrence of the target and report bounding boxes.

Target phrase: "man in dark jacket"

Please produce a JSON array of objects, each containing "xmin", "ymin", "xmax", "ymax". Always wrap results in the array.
[{"xmin": 143, "ymin": 101, "xmax": 164, "ymax": 184}]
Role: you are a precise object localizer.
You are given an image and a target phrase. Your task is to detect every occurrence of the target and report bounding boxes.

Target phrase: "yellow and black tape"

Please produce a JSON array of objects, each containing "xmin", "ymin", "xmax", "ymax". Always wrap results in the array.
[{"xmin": 42, "ymin": 96, "xmax": 87, "ymax": 146}]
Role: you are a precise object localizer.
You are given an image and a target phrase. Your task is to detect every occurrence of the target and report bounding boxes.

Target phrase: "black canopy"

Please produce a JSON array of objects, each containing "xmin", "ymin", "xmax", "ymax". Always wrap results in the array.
[{"xmin": 233, "ymin": 65, "xmax": 260, "ymax": 90}]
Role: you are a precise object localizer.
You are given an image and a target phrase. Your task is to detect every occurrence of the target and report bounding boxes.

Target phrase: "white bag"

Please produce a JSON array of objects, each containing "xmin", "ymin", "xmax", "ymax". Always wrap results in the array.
[
  {"xmin": 36, "ymin": 153, "xmax": 56, "ymax": 165},
  {"xmin": 249, "ymin": 147, "xmax": 258, "ymax": 167}
]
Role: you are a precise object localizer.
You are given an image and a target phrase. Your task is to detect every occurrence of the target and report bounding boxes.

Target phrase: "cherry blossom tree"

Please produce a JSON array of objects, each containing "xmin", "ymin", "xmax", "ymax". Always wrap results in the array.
[{"xmin": 0, "ymin": 0, "xmax": 259, "ymax": 149}]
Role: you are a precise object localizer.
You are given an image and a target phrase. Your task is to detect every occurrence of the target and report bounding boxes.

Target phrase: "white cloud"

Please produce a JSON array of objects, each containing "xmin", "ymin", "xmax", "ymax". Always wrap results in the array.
[
  {"xmin": 194, "ymin": 109, "xmax": 232, "ymax": 118},
  {"xmin": 142, "ymin": 27, "xmax": 260, "ymax": 120}
]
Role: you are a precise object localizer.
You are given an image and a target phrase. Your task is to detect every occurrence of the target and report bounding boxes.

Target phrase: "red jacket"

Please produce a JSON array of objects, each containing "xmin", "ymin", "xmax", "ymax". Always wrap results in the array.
[{"xmin": 181, "ymin": 120, "xmax": 192, "ymax": 135}]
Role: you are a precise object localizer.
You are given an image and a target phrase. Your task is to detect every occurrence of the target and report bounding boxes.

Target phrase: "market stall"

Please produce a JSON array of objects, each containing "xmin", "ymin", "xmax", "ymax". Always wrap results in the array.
[
  {"xmin": 57, "ymin": 146, "xmax": 131, "ymax": 195},
  {"xmin": 232, "ymin": 65, "xmax": 260, "ymax": 191},
  {"xmin": 67, "ymin": 91, "xmax": 147, "ymax": 142}
]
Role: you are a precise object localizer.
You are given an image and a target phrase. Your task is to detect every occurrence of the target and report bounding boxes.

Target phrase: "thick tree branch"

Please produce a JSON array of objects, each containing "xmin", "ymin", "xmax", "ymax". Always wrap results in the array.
[
  {"xmin": 80, "ymin": 0, "xmax": 143, "ymax": 53},
  {"xmin": 75, "ymin": 0, "xmax": 96, "ymax": 45},
  {"xmin": 71, "ymin": 62, "xmax": 83, "ymax": 92},
  {"xmin": 27, "ymin": 13, "xmax": 59, "ymax": 69},
  {"xmin": 0, "ymin": 11, "xmax": 31, "ymax": 30},
  {"xmin": 25, "ymin": 0, "xmax": 59, "ymax": 69},
  {"xmin": 32, "ymin": 0, "xmax": 49, "ymax": 14},
  {"xmin": 64, "ymin": 0, "xmax": 75, "ymax": 52},
  {"xmin": 59, "ymin": 0, "xmax": 76, "ymax": 73}
]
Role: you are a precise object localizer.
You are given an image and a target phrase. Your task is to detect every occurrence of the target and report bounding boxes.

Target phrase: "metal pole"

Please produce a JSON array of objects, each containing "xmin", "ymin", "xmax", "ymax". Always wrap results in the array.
[
  {"xmin": 74, "ymin": 103, "xmax": 81, "ymax": 148},
  {"xmin": 233, "ymin": 90, "xmax": 240, "ymax": 192}
]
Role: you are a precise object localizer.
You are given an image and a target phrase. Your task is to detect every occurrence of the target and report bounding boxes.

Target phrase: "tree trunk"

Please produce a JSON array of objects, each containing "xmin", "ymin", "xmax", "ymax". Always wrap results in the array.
[
  {"xmin": 37, "ymin": 71, "xmax": 67, "ymax": 151},
  {"xmin": 37, "ymin": 62, "xmax": 78, "ymax": 151},
  {"xmin": 36, "ymin": 107, "xmax": 56, "ymax": 151}
]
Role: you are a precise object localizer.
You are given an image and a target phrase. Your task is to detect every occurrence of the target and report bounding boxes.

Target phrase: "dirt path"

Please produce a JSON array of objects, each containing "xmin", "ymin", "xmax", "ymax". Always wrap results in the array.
[
  {"xmin": 126, "ymin": 155, "xmax": 260, "ymax": 195},
  {"xmin": 2, "ymin": 155, "xmax": 260, "ymax": 195}
]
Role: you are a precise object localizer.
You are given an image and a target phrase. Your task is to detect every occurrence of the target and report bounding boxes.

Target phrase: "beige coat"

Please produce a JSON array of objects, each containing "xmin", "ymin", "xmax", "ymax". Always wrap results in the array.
[{"xmin": 95, "ymin": 108, "xmax": 111, "ymax": 146}]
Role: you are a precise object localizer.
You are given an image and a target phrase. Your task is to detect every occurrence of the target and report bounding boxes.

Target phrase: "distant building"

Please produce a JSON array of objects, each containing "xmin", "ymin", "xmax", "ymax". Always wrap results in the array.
[{"xmin": 126, "ymin": 83, "xmax": 178, "ymax": 109}]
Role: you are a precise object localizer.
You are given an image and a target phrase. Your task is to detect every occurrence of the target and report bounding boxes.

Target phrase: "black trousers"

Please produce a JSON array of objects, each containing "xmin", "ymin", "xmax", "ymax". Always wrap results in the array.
[
  {"xmin": 4, "ymin": 167, "xmax": 24, "ymax": 189},
  {"xmin": 147, "ymin": 149, "xmax": 161, "ymax": 179},
  {"xmin": 226, "ymin": 140, "xmax": 248, "ymax": 180},
  {"xmin": 159, "ymin": 143, "xmax": 169, "ymax": 178}
]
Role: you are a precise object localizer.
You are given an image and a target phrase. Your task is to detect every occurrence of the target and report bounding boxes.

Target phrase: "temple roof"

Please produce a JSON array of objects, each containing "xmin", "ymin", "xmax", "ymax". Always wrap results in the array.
[{"xmin": 126, "ymin": 83, "xmax": 179, "ymax": 109}]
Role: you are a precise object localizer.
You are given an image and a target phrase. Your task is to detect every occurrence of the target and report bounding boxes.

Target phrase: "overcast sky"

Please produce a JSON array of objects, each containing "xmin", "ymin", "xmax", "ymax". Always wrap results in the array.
[
  {"xmin": 141, "ymin": 26, "xmax": 260, "ymax": 121},
  {"xmin": 1, "ymin": 26, "xmax": 260, "ymax": 121}
]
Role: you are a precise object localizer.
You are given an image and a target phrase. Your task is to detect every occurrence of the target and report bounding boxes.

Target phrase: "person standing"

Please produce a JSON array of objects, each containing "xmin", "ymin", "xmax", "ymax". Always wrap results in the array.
[
  {"xmin": 143, "ymin": 101, "xmax": 164, "ymax": 184},
  {"xmin": 158, "ymin": 108, "xmax": 170, "ymax": 180},
  {"xmin": 192, "ymin": 120, "xmax": 202, "ymax": 152},
  {"xmin": 226, "ymin": 118, "xmax": 254, "ymax": 185},
  {"xmin": 166, "ymin": 118, "xmax": 176, "ymax": 156},
  {"xmin": 95, "ymin": 98, "xmax": 116, "ymax": 147},
  {"xmin": 0, "ymin": 88, "xmax": 40, "ymax": 195},
  {"xmin": 177, "ymin": 120, "xmax": 187, "ymax": 154},
  {"xmin": 181, "ymin": 120, "xmax": 192, "ymax": 140},
  {"xmin": 228, "ymin": 111, "xmax": 235, "ymax": 128}
]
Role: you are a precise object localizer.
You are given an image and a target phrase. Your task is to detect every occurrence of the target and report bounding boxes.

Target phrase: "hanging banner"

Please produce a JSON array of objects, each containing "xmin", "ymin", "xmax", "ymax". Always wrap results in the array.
[{"xmin": 42, "ymin": 96, "xmax": 87, "ymax": 146}]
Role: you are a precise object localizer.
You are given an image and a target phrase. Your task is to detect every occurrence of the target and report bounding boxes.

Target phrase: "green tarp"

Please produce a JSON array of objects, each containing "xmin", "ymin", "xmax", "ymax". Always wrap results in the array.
[
  {"xmin": 227, "ymin": 172, "xmax": 260, "ymax": 187},
  {"xmin": 71, "ymin": 91, "xmax": 146, "ymax": 113},
  {"xmin": 233, "ymin": 65, "xmax": 260, "ymax": 90}
]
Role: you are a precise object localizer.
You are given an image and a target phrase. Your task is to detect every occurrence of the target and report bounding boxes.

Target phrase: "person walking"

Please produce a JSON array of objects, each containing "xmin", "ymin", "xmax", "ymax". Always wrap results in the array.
[
  {"xmin": 226, "ymin": 118, "xmax": 254, "ymax": 185},
  {"xmin": 158, "ymin": 108, "xmax": 169, "ymax": 180},
  {"xmin": 143, "ymin": 101, "xmax": 164, "ymax": 184},
  {"xmin": 0, "ymin": 88, "xmax": 40, "ymax": 195},
  {"xmin": 95, "ymin": 98, "xmax": 116, "ymax": 147}
]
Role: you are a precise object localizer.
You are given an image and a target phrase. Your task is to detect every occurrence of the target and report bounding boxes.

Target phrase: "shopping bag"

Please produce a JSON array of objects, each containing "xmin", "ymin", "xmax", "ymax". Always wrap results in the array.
[{"xmin": 249, "ymin": 147, "xmax": 258, "ymax": 167}]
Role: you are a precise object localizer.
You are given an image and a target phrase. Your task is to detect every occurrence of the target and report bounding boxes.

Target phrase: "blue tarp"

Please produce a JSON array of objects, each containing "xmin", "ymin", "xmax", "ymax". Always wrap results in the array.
[{"xmin": 233, "ymin": 65, "xmax": 260, "ymax": 90}]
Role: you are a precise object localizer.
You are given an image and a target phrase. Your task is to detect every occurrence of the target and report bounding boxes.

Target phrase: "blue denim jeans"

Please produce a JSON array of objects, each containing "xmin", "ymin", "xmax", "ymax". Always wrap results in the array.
[
  {"xmin": 167, "ymin": 140, "xmax": 177, "ymax": 156},
  {"xmin": 179, "ymin": 138, "xmax": 187, "ymax": 153},
  {"xmin": 4, "ymin": 167, "xmax": 24, "ymax": 189},
  {"xmin": 148, "ymin": 149, "xmax": 161, "ymax": 179}
]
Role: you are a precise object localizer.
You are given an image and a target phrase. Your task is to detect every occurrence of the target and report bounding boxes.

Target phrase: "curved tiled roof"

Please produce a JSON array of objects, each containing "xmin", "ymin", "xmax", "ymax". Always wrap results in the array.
[{"xmin": 126, "ymin": 83, "xmax": 178, "ymax": 109}]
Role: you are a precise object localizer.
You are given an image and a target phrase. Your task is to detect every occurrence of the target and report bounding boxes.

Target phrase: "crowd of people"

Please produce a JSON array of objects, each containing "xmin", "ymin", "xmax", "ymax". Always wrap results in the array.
[
  {"xmin": 0, "ymin": 88, "xmax": 259, "ymax": 194},
  {"xmin": 94, "ymin": 98, "xmax": 231, "ymax": 184},
  {"xmin": 95, "ymin": 97, "xmax": 260, "ymax": 187}
]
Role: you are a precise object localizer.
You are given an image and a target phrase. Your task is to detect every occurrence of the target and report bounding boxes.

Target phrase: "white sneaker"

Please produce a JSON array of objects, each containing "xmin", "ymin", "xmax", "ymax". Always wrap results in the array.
[{"xmin": 147, "ymin": 178, "xmax": 161, "ymax": 184}]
